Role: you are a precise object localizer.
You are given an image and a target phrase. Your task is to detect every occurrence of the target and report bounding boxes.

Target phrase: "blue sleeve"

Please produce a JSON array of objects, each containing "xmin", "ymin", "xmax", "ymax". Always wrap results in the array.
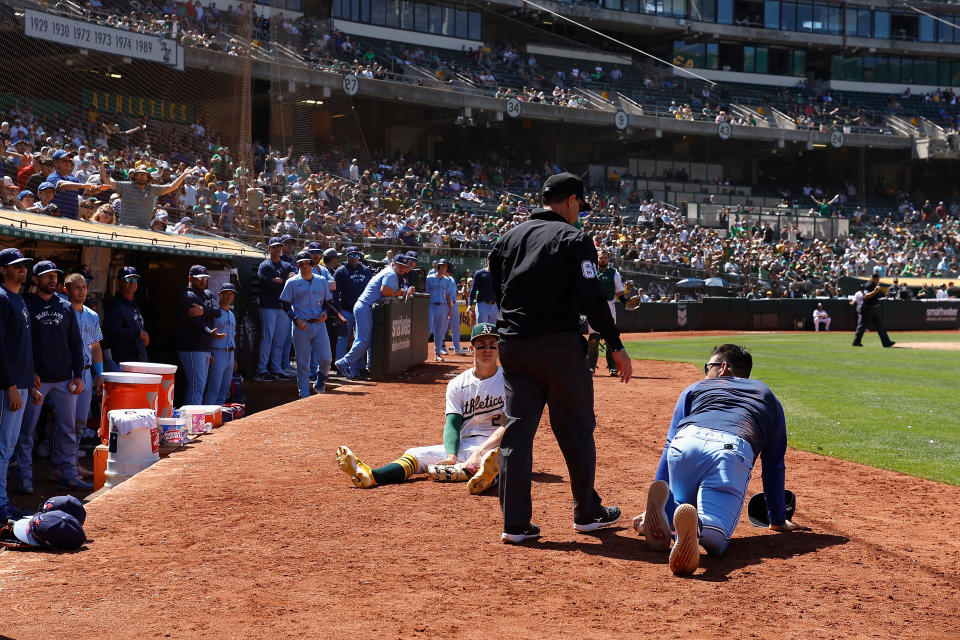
[
  {"xmin": 760, "ymin": 397, "xmax": 788, "ymax": 526},
  {"xmin": 469, "ymin": 277, "xmax": 479, "ymax": 304},
  {"xmin": 382, "ymin": 270, "xmax": 398, "ymax": 292},
  {"xmin": 67, "ymin": 304, "xmax": 84, "ymax": 379},
  {"xmin": 654, "ymin": 385, "xmax": 693, "ymax": 521},
  {"xmin": 105, "ymin": 300, "xmax": 139, "ymax": 340},
  {"xmin": 279, "ymin": 279, "xmax": 295, "ymax": 305},
  {"xmin": 0, "ymin": 298, "xmax": 13, "ymax": 389}
]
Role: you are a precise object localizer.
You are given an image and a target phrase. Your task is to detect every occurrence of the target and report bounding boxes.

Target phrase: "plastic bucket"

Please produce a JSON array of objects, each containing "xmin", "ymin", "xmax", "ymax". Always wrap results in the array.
[
  {"xmin": 105, "ymin": 416, "xmax": 159, "ymax": 488},
  {"xmin": 120, "ymin": 362, "xmax": 178, "ymax": 418},
  {"xmin": 100, "ymin": 372, "xmax": 162, "ymax": 442},
  {"xmin": 180, "ymin": 404, "xmax": 223, "ymax": 429}
]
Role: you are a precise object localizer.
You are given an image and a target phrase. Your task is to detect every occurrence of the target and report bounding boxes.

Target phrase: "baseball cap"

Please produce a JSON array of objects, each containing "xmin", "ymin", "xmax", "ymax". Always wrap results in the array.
[
  {"xmin": 436, "ymin": 258, "xmax": 450, "ymax": 266},
  {"xmin": 37, "ymin": 181, "xmax": 55, "ymax": 192},
  {"xmin": 11, "ymin": 510, "xmax": 86, "ymax": 550},
  {"xmin": 345, "ymin": 246, "xmax": 361, "ymax": 257},
  {"xmin": 118, "ymin": 266, "xmax": 140, "ymax": 280},
  {"xmin": 17, "ymin": 190, "xmax": 34, "ymax": 201},
  {"xmin": 470, "ymin": 323, "xmax": 498, "ymax": 342},
  {"xmin": 180, "ymin": 217, "xmax": 192, "ymax": 225},
  {"xmin": 392, "ymin": 254, "xmax": 411, "ymax": 266},
  {"xmin": 307, "ymin": 241, "xmax": 324, "ymax": 253},
  {"xmin": 33, "ymin": 260, "xmax": 62, "ymax": 277},
  {"xmin": 0, "ymin": 248, "xmax": 33, "ymax": 267},
  {"xmin": 268, "ymin": 236, "xmax": 283, "ymax": 247},
  {"xmin": 41, "ymin": 495, "xmax": 87, "ymax": 526},
  {"xmin": 323, "ymin": 248, "xmax": 338, "ymax": 260},
  {"xmin": 280, "ymin": 234, "xmax": 295, "ymax": 244},
  {"xmin": 541, "ymin": 172, "xmax": 591, "ymax": 212},
  {"xmin": 189, "ymin": 265, "xmax": 209, "ymax": 278},
  {"xmin": 295, "ymin": 251, "xmax": 313, "ymax": 264},
  {"xmin": 405, "ymin": 251, "xmax": 419, "ymax": 262},
  {"xmin": 219, "ymin": 282, "xmax": 238, "ymax": 293},
  {"xmin": 51, "ymin": 149, "xmax": 76, "ymax": 160}
]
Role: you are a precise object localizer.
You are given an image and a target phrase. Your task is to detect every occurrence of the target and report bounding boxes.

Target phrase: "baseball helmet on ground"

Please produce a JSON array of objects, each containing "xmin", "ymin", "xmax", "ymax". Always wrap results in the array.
[{"xmin": 747, "ymin": 490, "xmax": 796, "ymax": 527}]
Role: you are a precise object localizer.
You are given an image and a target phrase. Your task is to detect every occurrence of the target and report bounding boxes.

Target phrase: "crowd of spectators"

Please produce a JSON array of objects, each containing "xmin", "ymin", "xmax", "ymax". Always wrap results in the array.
[{"xmin": 3, "ymin": 96, "xmax": 958, "ymax": 303}]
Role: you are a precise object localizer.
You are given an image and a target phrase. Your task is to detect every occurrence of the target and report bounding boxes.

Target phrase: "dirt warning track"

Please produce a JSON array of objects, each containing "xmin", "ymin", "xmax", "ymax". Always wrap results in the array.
[{"xmin": 1, "ymin": 354, "xmax": 958, "ymax": 639}]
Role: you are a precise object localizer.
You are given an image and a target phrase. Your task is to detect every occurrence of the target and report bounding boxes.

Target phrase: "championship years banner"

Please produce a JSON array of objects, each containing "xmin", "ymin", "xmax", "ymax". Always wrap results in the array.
[{"xmin": 24, "ymin": 9, "xmax": 184, "ymax": 70}]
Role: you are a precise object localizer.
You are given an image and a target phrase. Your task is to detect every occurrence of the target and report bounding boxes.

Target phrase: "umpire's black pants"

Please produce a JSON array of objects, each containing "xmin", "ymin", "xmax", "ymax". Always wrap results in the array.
[
  {"xmin": 853, "ymin": 305, "xmax": 893, "ymax": 346},
  {"xmin": 498, "ymin": 332, "xmax": 604, "ymax": 529}
]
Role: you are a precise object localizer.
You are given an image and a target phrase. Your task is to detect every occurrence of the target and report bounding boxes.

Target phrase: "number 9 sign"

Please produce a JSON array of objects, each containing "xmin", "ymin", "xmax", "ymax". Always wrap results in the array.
[
  {"xmin": 614, "ymin": 110, "xmax": 628, "ymax": 131},
  {"xmin": 505, "ymin": 97, "xmax": 522, "ymax": 118},
  {"xmin": 342, "ymin": 73, "xmax": 359, "ymax": 96}
]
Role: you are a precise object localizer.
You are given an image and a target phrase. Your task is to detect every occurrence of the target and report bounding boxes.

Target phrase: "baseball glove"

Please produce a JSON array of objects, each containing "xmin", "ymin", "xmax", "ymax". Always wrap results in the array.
[
  {"xmin": 427, "ymin": 463, "xmax": 470, "ymax": 482},
  {"xmin": 625, "ymin": 295, "xmax": 642, "ymax": 311}
]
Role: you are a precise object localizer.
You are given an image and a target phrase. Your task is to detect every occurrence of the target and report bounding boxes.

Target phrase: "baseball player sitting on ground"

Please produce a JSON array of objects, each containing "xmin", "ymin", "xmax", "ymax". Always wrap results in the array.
[
  {"xmin": 336, "ymin": 323, "xmax": 504, "ymax": 494},
  {"xmin": 633, "ymin": 344, "xmax": 809, "ymax": 575}
]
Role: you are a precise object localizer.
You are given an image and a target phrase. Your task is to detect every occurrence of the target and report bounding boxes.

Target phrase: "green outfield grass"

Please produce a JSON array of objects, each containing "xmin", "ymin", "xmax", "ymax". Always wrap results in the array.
[{"xmin": 624, "ymin": 332, "xmax": 960, "ymax": 486}]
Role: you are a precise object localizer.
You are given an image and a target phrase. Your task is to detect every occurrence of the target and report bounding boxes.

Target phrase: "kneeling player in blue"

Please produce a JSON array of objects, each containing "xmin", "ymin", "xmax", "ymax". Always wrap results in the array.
[
  {"xmin": 335, "ymin": 323, "xmax": 504, "ymax": 495},
  {"xmin": 634, "ymin": 344, "xmax": 809, "ymax": 575}
]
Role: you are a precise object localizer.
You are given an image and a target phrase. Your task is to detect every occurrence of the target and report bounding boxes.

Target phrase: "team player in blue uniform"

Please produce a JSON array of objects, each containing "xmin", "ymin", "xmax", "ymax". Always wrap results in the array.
[
  {"xmin": 16, "ymin": 260, "xmax": 88, "ymax": 491},
  {"xmin": 335, "ymin": 254, "xmax": 414, "ymax": 380},
  {"xmin": 280, "ymin": 251, "xmax": 332, "ymax": 397},
  {"xmin": 64, "ymin": 272, "xmax": 103, "ymax": 479},
  {"xmin": 0, "ymin": 248, "xmax": 36, "ymax": 519},
  {"xmin": 443, "ymin": 267, "xmax": 467, "ymax": 355},
  {"xmin": 103, "ymin": 266, "xmax": 148, "ymax": 370},
  {"xmin": 256, "ymin": 237, "xmax": 295, "ymax": 381},
  {"xmin": 176, "ymin": 265, "xmax": 223, "ymax": 405},
  {"xmin": 204, "ymin": 282, "xmax": 238, "ymax": 405},
  {"xmin": 637, "ymin": 344, "xmax": 810, "ymax": 575},
  {"xmin": 468, "ymin": 258, "xmax": 498, "ymax": 325},
  {"xmin": 332, "ymin": 246, "xmax": 372, "ymax": 361},
  {"xmin": 426, "ymin": 259, "xmax": 454, "ymax": 361}
]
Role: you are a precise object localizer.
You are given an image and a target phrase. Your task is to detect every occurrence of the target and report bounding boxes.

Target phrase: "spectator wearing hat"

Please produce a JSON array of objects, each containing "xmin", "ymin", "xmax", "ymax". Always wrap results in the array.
[
  {"xmin": 17, "ymin": 260, "xmax": 88, "ymax": 492},
  {"xmin": 172, "ymin": 216, "xmax": 194, "ymax": 235},
  {"xmin": 335, "ymin": 254, "xmax": 414, "ymax": 379},
  {"xmin": 45, "ymin": 150, "xmax": 107, "ymax": 221},
  {"xmin": 99, "ymin": 161, "xmax": 200, "ymax": 229},
  {"xmin": 15, "ymin": 190, "xmax": 35, "ymax": 211},
  {"xmin": 300, "ymin": 210, "xmax": 322, "ymax": 238},
  {"xmin": 177, "ymin": 265, "xmax": 223, "ymax": 405},
  {"xmin": 16, "ymin": 152, "xmax": 43, "ymax": 190},
  {"xmin": 218, "ymin": 193, "xmax": 239, "ymax": 234},
  {"xmin": 103, "ymin": 266, "xmax": 148, "ymax": 371},
  {"xmin": 149, "ymin": 210, "xmax": 169, "ymax": 232},
  {"xmin": 398, "ymin": 218, "xmax": 419, "ymax": 247},
  {"xmin": 0, "ymin": 248, "xmax": 37, "ymax": 519},
  {"xmin": 23, "ymin": 156, "xmax": 54, "ymax": 196},
  {"xmin": 63, "ymin": 272, "xmax": 102, "ymax": 479},
  {"xmin": 333, "ymin": 246, "xmax": 372, "ymax": 361},
  {"xmin": 256, "ymin": 237, "xmax": 295, "ymax": 382},
  {"xmin": 280, "ymin": 251, "xmax": 332, "ymax": 397},
  {"xmin": 28, "ymin": 181, "xmax": 58, "ymax": 215},
  {"xmin": 204, "ymin": 282, "xmax": 237, "ymax": 405}
]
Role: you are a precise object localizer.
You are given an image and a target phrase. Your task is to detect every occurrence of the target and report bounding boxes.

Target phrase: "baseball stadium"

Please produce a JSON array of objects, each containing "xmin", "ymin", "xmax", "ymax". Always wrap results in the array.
[{"xmin": 0, "ymin": 0, "xmax": 959, "ymax": 635}]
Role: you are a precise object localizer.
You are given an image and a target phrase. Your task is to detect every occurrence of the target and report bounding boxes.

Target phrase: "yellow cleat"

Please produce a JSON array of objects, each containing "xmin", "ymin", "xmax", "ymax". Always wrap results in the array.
[
  {"xmin": 336, "ymin": 446, "xmax": 375, "ymax": 488},
  {"xmin": 467, "ymin": 448, "xmax": 500, "ymax": 495}
]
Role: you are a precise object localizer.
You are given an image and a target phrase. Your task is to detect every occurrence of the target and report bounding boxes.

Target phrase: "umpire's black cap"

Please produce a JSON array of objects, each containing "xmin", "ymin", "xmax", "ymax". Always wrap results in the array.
[{"xmin": 542, "ymin": 172, "xmax": 591, "ymax": 212}]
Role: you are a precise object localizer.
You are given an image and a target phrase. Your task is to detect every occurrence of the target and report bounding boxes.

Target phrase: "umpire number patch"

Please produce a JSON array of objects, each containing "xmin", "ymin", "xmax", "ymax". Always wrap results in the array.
[{"xmin": 581, "ymin": 261, "xmax": 597, "ymax": 279}]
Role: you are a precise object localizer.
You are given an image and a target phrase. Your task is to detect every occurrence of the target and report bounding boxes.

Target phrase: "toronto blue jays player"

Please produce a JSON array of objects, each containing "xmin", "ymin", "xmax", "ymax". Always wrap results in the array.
[
  {"xmin": 469, "ymin": 258, "xmax": 498, "ymax": 324},
  {"xmin": 17, "ymin": 261, "xmax": 88, "ymax": 491},
  {"xmin": 335, "ymin": 254, "xmax": 413, "ymax": 379},
  {"xmin": 281, "ymin": 251, "xmax": 332, "ymax": 397},
  {"xmin": 637, "ymin": 344, "xmax": 809, "ymax": 575},
  {"xmin": 204, "ymin": 282, "xmax": 237, "ymax": 405},
  {"xmin": 443, "ymin": 268, "xmax": 466, "ymax": 354},
  {"xmin": 0, "ymin": 248, "xmax": 36, "ymax": 519},
  {"xmin": 333, "ymin": 246, "xmax": 372, "ymax": 361},
  {"xmin": 426, "ymin": 259, "xmax": 454, "ymax": 361},
  {"xmin": 64, "ymin": 272, "xmax": 103, "ymax": 478}
]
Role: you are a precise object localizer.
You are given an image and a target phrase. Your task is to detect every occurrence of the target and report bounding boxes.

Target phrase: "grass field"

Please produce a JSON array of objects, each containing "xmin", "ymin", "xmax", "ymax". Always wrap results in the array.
[{"xmin": 624, "ymin": 332, "xmax": 960, "ymax": 485}]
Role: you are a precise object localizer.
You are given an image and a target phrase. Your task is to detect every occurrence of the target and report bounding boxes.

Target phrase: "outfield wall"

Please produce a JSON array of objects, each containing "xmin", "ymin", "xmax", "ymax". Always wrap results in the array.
[{"xmin": 615, "ymin": 299, "xmax": 960, "ymax": 333}]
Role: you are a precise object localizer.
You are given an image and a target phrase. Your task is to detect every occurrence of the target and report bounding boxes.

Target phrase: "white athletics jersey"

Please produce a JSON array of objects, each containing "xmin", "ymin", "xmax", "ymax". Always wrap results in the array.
[{"xmin": 445, "ymin": 367, "xmax": 506, "ymax": 440}]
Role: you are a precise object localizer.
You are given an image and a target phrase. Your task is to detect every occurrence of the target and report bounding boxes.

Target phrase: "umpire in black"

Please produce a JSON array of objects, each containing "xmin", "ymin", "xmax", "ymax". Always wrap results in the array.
[
  {"xmin": 852, "ymin": 271, "xmax": 895, "ymax": 348},
  {"xmin": 490, "ymin": 172, "xmax": 632, "ymax": 544}
]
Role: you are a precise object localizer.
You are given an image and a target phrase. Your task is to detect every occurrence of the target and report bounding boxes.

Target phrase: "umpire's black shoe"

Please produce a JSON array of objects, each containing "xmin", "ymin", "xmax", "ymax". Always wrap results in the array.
[
  {"xmin": 501, "ymin": 523, "xmax": 541, "ymax": 544},
  {"xmin": 883, "ymin": 341, "xmax": 896, "ymax": 348},
  {"xmin": 574, "ymin": 505, "xmax": 622, "ymax": 532}
]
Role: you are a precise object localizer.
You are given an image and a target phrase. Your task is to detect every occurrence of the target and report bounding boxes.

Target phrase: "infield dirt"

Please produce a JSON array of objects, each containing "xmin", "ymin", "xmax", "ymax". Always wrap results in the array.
[{"xmin": 1, "ymin": 346, "xmax": 958, "ymax": 639}]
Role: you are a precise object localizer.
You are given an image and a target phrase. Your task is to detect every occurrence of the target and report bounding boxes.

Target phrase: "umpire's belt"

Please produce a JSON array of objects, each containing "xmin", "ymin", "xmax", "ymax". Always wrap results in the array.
[
  {"xmin": 214, "ymin": 347, "xmax": 235, "ymax": 352},
  {"xmin": 676, "ymin": 425, "xmax": 754, "ymax": 460}
]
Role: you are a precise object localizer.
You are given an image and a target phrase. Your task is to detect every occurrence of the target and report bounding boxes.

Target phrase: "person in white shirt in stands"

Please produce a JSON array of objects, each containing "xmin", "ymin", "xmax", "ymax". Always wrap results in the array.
[
  {"xmin": 812, "ymin": 303, "xmax": 831, "ymax": 332},
  {"xmin": 935, "ymin": 284, "xmax": 950, "ymax": 299}
]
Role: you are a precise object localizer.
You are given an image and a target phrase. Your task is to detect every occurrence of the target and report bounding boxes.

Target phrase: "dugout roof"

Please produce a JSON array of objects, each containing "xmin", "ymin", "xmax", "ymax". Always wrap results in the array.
[{"xmin": 0, "ymin": 208, "xmax": 266, "ymax": 260}]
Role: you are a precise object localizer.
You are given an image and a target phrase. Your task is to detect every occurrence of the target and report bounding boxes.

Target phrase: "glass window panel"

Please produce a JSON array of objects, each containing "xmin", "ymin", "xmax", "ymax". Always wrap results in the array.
[
  {"xmin": 441, "ymin": 6, "xmax": 454, "ymax": 34},
  {"xmin": 874, "ymin": 11, "xmax": 890, "ymax": 39},
  {"xmin": 691, "ymin": 0, "xmax": 714, "ymax": 22},
  {"xmin": 857, "ymin": 9, "xmax": 871, "ymax": 37},
  {"xmin": 706, "ymin": 42, "xmax": 719, "ymax": 69},
  {"xmin": 717, "ymin": 0, "xmax": 733, "ymax": 24},
  {"xmin": 400, "ymin": 0, "xmax": 414, "ymax": 29},
  {"xmin": 744, "ymin": 46, "xmax": 755, "ymax": 72},
  {"xmin": 370, "ymin": 0, "xmax": 386, "ymax": 24},
  {"xmin": 414, "ymin": 3, "xmax": 428, "ymax": 31},
  {"xmin": 826, "ymin": 5, "xmax": 841, "ymax": 33},
  {"xmin": 797, "ymin": 2, "xmax": 812, "ymax": 31},
  {"xmin": 332, "ymin": 0, "xmax": 344, "ymax": 17},
  {"xmin": 623, "ymin": 0, "xmax": 639, "ymax": 11},
  {"xmin": 384, "ymin": 0, "xmax": 399, "ymax": 27},
  {"xmin": 781, "ymin": 1, "xmax": 795, "ymax": 30},
  {"xmin": 888, "ymin": 57, "xmax": 900, "ymax": 83},
  {"xmin": 923, "ymin": 58, "xmax": 937, "ymax": 84},
  {"xmin": 455, "ymin": 9, "xmax": 467, "ymax": 37},
  {"xmin": 360, "ymin": 0, "xmax": 369, "ymax": 22},
  {"xmin": 862, "ymin": 55, "xmax": 876, "ymax": 82},
  {"xmin": 468, "ymin": 11, "xmax": 481, "ymax": 40},
  {"xmin": 940, "ymin": 59, "xmax": 953, "ymax": 86},
  {"xmin": 793, "ymin": 49, "xmax": 805, "ymax": 75},
  {"xmin": 900, "ymin": 58, "xmax": 913, "ymax": 83},
  {"xmin": 874, "ymin": 56, "xmax": 887, "ymax": 83},
  {"xmin": 605, "ymin": 0, "xmax": 622, "ymax": 9},
  {"xmin": 919, "ymin": 16, "xmax": 934, "ymax": 42},
  {"xmin": 845, "ymin": 8, "xmax": 857, "ymax": 35},
  {"xmin": 756, "ymin": 47, "xmax": 768, "ymax": 73},
  {"xmin": 811, "ymin": 3, "xmax": 826, "ymax": 32},
  {"xmin": 350, "ymin": 0, "xmax": 360, "ymax": 20},
  {"xmin": 831, "ymin": 55, "xmax": 862, "ymax": 81},
  {"xmin": 765, "ymin": 0, "xmax": 779, "ymax": 29},
  {"xmin": 937, "ymin": 16, "xmax": 952, "ymax": 43},
  {"xmin": 428, "ymin": 4, "xmax": 442, "ymax": 33},
  {"xmin": 673, "ymin": 41, "xmax": 706, "ymax": 68},
  {"xmin": 952, "ymin": 61, "xmax": 960, "ymax": 87}
]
